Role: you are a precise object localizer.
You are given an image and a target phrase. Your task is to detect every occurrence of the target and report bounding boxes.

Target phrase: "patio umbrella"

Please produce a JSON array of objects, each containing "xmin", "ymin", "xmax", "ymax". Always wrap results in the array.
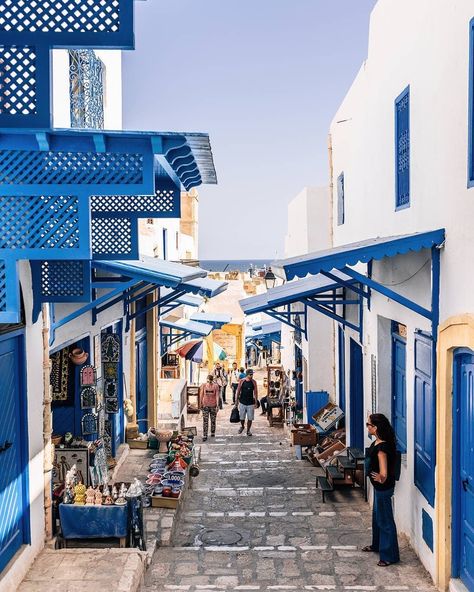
[{"xmin": 176, "ymin": 340, "xmax": 226, "ymax": 363}]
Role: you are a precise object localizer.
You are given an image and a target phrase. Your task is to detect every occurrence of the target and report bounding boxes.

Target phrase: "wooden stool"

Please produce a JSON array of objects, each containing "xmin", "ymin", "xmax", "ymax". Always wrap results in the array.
[{"xmin": 268, "ymin": 405, "xmax": 284, "ymax": 427}]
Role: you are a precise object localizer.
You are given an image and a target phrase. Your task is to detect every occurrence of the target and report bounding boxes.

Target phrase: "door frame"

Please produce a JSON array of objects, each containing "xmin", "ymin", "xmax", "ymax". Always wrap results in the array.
[
  {"xmin": 338, "ymin": 325, "xmax": 346, "ymax": 413},
  {"xmin": 135, "ymin": 327, "xmax": 148, "ymax": 430},
  {"xmin": 451, "ymin": 348, "xmax": 474, "ymax": 582},
  {"xmin": 391, "ymin": 330, "xmax": 407, "ymax": 453},
  {"xmin": 349, "ymin": 338, "xmax": 364, "ymax": 449},
  {"xmin": 0, "ymin": 329, "xmax": 30, "ymax": 574}
]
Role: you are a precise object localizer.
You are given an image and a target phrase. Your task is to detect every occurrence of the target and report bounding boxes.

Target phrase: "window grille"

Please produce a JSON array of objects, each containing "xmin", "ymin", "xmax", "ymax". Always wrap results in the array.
[
  {"xmin": 395, "ymin": 87, "xmax": 410, "ymax": 208},
  {"xmin": 69, "ymin": 50, "xmax": 105, "ymax": 130},
  {"xmin": 337, "ymin": 172, "xmax": 344, "ymax": 225},
  {"xmin": 0, "ymin": 46, "xmax": 37, "ymax": 116}
]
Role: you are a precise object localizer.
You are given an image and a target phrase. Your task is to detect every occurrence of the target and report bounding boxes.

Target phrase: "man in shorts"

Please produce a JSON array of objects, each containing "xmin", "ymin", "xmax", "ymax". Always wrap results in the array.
[{"xmin": 235, "ymin": 369, "xmax": 259, "ymax": 436}]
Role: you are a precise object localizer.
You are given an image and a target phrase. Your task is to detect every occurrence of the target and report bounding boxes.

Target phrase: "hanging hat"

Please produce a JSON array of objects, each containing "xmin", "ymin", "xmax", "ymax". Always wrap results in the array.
[{"xmin": 69, "ymin": 347, "xmax": 88, "ymax": 365}]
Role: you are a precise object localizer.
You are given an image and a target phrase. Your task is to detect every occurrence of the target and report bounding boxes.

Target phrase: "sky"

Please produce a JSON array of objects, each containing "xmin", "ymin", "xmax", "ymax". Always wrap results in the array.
[{"xmin": 122, "ymin": 0, "xmax": 377, "ymax": 259}]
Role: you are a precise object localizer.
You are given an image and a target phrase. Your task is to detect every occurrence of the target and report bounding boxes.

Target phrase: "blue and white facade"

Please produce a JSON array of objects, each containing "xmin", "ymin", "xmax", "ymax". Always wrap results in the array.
[
  {"xmin": 0, "ymin": 2, "xmax": 219, "ymax": 589},
  {"xmin": 328, "ymin": 1, "xmax": 474, "ymax": 587}
]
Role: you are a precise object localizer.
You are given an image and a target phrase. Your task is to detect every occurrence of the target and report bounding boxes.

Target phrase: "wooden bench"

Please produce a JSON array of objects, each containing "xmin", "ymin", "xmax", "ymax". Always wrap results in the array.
[{"xmin": 316, "ymin": 476, "xmax": 333, "ymax": 503}]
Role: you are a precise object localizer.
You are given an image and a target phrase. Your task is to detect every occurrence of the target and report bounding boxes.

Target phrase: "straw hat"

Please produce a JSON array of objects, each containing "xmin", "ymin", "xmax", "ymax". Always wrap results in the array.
[{"xmin": 69, "ymin": 347, "xmax": 88, "ymax": 365}]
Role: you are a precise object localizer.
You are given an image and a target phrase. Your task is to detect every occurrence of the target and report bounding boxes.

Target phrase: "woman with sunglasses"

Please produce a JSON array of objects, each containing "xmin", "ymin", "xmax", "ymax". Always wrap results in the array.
[{"xmin": 362, "ymin": 413, "xmax": 400, "ymax": 567}]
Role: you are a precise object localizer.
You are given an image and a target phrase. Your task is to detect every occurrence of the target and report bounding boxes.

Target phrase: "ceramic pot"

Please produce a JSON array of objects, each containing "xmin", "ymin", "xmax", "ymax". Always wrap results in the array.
[
  {"xmin": 156, "ymin": 430, "xmax": 173, "ymax": 454},
  {"xmin": 153, "ymin": 485, "xmax": 163, "ymax": 495},
  {"xmin": 162, "ymin": 485, "xmax": 172, "ymax": 497},
  {"xmin": 171, "ymin": 487, "xmax": 180, "ymax": 499},
  {"xmin": 69, "ymin": 348, "xmax": 88, "ymax": 366}
]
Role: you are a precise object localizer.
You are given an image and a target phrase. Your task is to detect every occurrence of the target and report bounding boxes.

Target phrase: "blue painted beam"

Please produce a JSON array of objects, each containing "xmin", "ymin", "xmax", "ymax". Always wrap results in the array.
[{"xmin": 341, "ymin": 266, "xmax": 432, "ymax": 320}]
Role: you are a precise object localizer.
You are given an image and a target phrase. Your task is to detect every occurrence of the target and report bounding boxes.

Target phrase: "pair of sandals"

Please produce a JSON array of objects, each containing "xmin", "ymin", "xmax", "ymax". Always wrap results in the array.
[{"xmin": 361, "ymin": 546, "xmax": 394, "ymax": 567}]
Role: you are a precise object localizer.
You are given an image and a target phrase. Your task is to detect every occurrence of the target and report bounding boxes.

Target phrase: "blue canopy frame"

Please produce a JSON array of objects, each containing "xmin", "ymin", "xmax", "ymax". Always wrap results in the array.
[
  {"xmin": 189, "ymin": 313, "xmax": 232, "ymax": 329},
  {"xmin": 159, "ymin": 318, "xmax": 212, "ymax": 355}
]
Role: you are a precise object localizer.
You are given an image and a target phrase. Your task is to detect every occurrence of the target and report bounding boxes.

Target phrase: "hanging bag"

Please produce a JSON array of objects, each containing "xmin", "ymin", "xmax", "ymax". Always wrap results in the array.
[{"xmin": 230, "ymin": 406, "xmax": 241, "ymax": 423}]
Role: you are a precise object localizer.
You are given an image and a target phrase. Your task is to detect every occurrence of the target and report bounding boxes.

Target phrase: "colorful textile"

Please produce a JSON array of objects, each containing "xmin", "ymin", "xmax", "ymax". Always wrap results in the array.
[{"xmin": 50, "ymin": 347, "xmax": 75, "ymax": 406}]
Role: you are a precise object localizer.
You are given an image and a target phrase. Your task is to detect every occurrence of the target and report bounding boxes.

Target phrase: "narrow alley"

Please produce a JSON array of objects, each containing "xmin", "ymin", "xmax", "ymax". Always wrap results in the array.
[{"xmin": 143, "ymin": 409, "xmax": 437, "ymax": 592}]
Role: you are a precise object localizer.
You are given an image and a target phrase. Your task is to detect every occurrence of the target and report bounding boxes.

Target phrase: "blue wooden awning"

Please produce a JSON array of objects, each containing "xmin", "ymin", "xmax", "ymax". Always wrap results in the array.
[
  {"xmin": 190, "ymin": 312, "xmax": 232, "ymax": 329},
  {"xmin": 160, "ymin": 318, "xmax": 212, "ymax": 337},
  {"xmin": 159, "ymin": 316, "xmax": 212, "ymax": 353},
  {"xmin": 273, "ymin": 230, "xmax": 445, "ymax": 281},
  {"xmin": 247, "ymin": 321, "xmax": 282, "ymax": 339}
]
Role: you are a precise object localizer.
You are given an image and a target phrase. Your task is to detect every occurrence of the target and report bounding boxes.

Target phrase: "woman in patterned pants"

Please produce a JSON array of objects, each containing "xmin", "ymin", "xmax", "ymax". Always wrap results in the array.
[{"xmin": 199, "ymin": 374, "xmax": 220, "ymax": 441}]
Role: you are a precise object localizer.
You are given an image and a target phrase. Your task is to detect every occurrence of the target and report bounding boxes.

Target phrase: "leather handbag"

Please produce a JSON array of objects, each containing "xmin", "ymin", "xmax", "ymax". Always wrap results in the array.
[{"xmin": 230, "ymin": 407, "xmax": 241, "ymax": 423}]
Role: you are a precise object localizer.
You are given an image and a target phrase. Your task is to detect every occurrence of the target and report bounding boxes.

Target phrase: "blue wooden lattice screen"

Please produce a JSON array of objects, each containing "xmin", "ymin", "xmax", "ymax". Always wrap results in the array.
[
  {"xmin": 0, "ymin": 194, "xmax": 90, "ymax": 259},
  {"xmin": 395, "ymin": 87, "xmax": 410, "ymax": 208}
]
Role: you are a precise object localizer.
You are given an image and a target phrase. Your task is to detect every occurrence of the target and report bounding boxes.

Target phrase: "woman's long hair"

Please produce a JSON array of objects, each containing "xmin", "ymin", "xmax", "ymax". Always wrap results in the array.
[{"xmin": 369, "ymin": 413, "xmax": 397, "ymax": 449}]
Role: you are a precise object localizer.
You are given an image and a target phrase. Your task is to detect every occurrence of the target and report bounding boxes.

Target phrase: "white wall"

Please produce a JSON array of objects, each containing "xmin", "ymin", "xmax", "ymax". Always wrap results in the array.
[
  {"xmin": 327, "ymin": 0, "xmax": 474, "ymax": 578},
  {"xmin": 52, "ymin": 49, "xmax": 122, "ymax": 130},
  {"xmin": 1, "ymin": 263, "xmax": 47, "ymax": 592},
  {"xmin": 284, "ymin": 187, "xmax": 335, "ymax": 403}
]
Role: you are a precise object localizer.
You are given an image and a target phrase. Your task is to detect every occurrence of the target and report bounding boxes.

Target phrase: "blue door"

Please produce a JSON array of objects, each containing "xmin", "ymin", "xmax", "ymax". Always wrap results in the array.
[
  {"xmin": 349, "ymin": 339, "xmax": 364, "ymax": 449},
  {"xmin": 135, "ymin": 330, "xmax": 148, "ymax": 431},
  {"xmin": 338, "ymin": 326, "xmax": 346, "ymax": 413},
  {"xmin": 392, "ymin": 332, "xmax": 407, "ymax": 452},
  {"xmin": 0, "ymin": 334, "xmax": 29, "ymax": 574},
  {"xmin": 454, "ymin": 353, "xmax": 474, "ymax": 590}
]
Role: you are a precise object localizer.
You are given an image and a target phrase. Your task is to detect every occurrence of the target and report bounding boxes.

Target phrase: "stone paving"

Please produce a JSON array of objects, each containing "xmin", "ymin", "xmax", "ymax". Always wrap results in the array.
[{"xmin": 143, "ymin": 408, "xmax": 437, "ymax": 592}]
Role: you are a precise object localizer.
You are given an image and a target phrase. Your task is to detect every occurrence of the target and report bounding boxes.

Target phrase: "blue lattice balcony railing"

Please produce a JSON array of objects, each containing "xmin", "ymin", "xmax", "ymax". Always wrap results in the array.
[
  {"xmin": 0, "ymin": 193, "xmax": 91, "ymax": 260},
  {"xmin": 0, "ymin": 0, "xmax": 134, "ymax": 127}
]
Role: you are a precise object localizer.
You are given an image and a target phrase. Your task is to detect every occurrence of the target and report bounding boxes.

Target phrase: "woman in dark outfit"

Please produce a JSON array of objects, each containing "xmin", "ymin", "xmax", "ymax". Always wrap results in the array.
[{"xmin": 363, "ymin": 413, "xmax": 400, "ymax": 567}]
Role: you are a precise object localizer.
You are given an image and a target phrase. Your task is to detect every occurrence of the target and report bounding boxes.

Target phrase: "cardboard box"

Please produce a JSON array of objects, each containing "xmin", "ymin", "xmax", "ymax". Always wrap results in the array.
[
  {"xmin": 312, "ymin": 402, "xmax": 344, "ymax": 433},
  {"xmin": 127, "ymin": 439, "xmax": 148, "ymax": 449},
  {"xmin": 314, "ymin": 441, "xmax": 346, "ymax": 466},
  {"xmin": 291, "ymin": 423, "xmax": 317, "ymax": 446}
]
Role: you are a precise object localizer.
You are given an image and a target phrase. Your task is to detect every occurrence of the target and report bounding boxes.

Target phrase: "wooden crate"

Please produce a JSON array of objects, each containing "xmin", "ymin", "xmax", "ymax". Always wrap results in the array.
[
  {"xmin": 127, "ymin": 439, "xmax": 148, "ymax": 449},
  {"xmin": 151, "ymin": 493, "xmax": 181, "ymax": 509}
]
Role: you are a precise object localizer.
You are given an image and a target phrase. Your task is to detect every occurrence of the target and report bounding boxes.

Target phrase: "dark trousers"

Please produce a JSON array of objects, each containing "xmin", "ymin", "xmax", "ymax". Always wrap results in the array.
[
  {"xmin": 202, "ymin": 406, "xmax": 217, "ymax": 437},
  {"xmin": 260, "ymin": 396, "xmax": 268, "ymax": 413},
  {"xmin": 371, "ymin": 487, "xmax": 400, "ymax": 563},
  {"xmin": 231, "ymin": 383, "xmax": 238, "ymax": 403},
  {"xmin": 221, "ymin": 384, "xmax": 227, "ymax": 402}
]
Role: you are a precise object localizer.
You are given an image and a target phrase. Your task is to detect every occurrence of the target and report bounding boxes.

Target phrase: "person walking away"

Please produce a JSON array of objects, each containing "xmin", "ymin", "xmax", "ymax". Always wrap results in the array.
[
  {"xmin": 199, "ymin": 375, "xmax": 220, "ymax": 442},
  {"xmin": 235, "ymin": 369, "xmax": 259, "ymax": 436},
  {"xmin": 213, "ymin": 362, "xmax": 228, "ymax": 405},
  {"xmin": 362, "ymin": 413, "xmax": 400, "ymax": 566},
  {"xmin": 229, "ymin": 362, "xmax": 241, "ymax": 404},
  {"xmin": 239, "ymin": 367, "xmax": 246, "ymax": 380}
]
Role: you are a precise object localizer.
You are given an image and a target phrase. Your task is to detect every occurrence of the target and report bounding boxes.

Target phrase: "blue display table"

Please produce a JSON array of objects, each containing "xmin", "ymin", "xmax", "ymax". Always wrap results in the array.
[{"xmin": 59, "ymin": 503, "xmax": 128, "ymax": 545}]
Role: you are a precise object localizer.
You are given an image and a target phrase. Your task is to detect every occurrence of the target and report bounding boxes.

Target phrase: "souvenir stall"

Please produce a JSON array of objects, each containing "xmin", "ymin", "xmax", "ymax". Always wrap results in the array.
[{"xmin": 51, "ymin": 332, "xmax": 131, "ymax": 540}]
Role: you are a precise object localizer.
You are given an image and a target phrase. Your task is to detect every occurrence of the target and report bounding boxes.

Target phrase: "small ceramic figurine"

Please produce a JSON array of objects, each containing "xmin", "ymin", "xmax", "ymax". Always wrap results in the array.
[
  {"xmin": 103, "ymin": 495, "xmax": 114, "ymax": 505},
  {"xmin": 112, "ymin": 485, "xmax": 118, "ymax": 501},
  {"xmin": 85, "ymin": 486, "xmax": 95, "ymax": 505},
  {"xmin": 74, "ymin": 481, "xmax": 86, "ymax": 505},
  {"xmin": 103, "ymin": 481, "xmax": 110, "ymax": 497},
  {"xmin": 94, "ymin": 489, "xmax": 103, "ymax": 505},
  {"xmin": 63, "ymin": 485, "xmax": 74, "ymax": 504},
  {"xmin": 119, "ymin": 483, "xmax": 127, "ymax": 498}
]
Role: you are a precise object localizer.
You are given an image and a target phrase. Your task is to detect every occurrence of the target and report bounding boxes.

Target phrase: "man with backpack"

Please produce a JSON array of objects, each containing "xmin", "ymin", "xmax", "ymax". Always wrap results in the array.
[{"xmin": 235, "ymin": 369, "xmax": 259, "ymax": 436}]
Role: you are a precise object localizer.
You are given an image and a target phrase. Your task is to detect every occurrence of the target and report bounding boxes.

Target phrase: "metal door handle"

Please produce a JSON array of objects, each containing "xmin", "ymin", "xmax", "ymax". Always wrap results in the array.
[
  {"xmin": 0, "ymin": 441, "xmax": 12, "ymax": 453},
  {"xmin": 462, "ymin": 478, "xmax": 469, "ymax": 492}
]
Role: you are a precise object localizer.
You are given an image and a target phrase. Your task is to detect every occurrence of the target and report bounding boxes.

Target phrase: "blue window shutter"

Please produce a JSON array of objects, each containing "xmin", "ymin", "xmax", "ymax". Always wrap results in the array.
[
  {"xmin": 414, "ymin": 333, "xmax": 435, "ymax": 506},
  {"xmin": 469, "ymin": 19, "xmax": 474, "ymax": 186},
  {"xmin": 395, "ymin": 87, "xmax": 410, "ymax": 208},
  {"xmin": 392, "ymin": 331, "xmax": 407, "ymax": 453},
  {"xmin": 422, "ymin": 509, "xmax": 434, "ymax": 552},
  {"xmin": 337, "ymin": 172, "xmax": 345, "ymax": 225}
]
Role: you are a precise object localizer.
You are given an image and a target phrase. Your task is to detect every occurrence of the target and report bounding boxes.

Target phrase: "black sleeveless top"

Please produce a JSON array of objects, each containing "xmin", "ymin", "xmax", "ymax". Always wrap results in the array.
[
  {"xmin": 367, "ymin": 441, "xmax": 396, "ymax": 491},
  {"xmin": 239, "ymin": 380, "xmax": 256, "ymax": 405}
]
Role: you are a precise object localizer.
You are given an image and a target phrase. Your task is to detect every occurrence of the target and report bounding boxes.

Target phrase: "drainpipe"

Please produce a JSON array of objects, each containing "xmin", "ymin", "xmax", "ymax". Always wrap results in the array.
[
  {"xmin": 328, "ymin": 133, "xmax": 337, "ymax": 400},
  {"xmin": 42, "ymin": 304, "xmax": 53, "ymax": 541}
]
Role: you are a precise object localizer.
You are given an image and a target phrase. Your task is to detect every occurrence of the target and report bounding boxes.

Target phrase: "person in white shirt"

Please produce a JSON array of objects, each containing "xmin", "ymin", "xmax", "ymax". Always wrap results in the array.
[{"xmin": 229, "ymin": 361, "xmax": 241, "ymax": 404}]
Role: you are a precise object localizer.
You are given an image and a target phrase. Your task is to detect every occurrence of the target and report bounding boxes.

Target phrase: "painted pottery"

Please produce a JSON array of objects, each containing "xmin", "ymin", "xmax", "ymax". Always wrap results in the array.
[{"xmin": 156, "ymin": 430, "xmax": 173, "ymax": 453}]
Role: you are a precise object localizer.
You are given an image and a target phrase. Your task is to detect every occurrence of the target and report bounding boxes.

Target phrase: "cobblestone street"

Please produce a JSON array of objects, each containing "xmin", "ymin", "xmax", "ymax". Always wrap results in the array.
[{"xmin": 143, "ymin": 409, "xmax": 437, "ymax": 592}]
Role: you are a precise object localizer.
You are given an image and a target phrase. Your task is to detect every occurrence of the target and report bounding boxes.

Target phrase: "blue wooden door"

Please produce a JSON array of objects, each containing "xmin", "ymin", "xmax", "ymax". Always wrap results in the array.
[
  {"xmin": 0, "ymin": 334, "xmax": 29, "ymax": 574},
  {"xmin": 135, "ymin": 330, "xmax": 148, "ymax": 431},
  {"xmin": 455, "ymin": 354, "xmax": 474, "ymax": 590},
  {"xmin": 392, "ymin": 333, "xmax": 407, "ymax": 452},
  {"xmin": 349, "ymin": 339, "xmax": 364, "ymax": 449}
]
